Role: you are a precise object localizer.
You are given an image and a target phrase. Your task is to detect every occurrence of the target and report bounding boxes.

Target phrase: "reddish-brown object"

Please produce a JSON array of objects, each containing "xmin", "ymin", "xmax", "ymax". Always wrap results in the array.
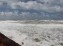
[
  {"xmin": 0, "ymin": 33, "xmax": 21, "ymax": 46},
  {"xmin": 0, "ymin": 33, "xmax": 5, "ymax": 46}
]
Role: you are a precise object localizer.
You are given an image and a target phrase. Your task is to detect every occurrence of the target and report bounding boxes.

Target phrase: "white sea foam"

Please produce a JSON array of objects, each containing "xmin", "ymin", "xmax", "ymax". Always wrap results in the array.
[{"xmin": 0, "ymin": 20, "xmax": 63, "ymax": 46}]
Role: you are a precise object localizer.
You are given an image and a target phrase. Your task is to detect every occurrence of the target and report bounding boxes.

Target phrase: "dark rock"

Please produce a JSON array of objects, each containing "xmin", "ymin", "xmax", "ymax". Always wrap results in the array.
[
  {"xmin": 34, "ymin": 38, "xmax": 40, "ymax": 42},
  {"xmin": 59, "ymin": 43, "xmax": 63, "ymax": 46}
]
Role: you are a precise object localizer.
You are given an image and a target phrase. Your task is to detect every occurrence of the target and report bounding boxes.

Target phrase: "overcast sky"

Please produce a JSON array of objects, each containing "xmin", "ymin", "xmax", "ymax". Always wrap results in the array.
[{"xmin": 0, "ymin": 0, "xmax": 63, "ymax": 20}]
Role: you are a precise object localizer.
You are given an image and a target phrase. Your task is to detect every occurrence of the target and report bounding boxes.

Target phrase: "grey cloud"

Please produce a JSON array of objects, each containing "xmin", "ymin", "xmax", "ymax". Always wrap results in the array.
[
  {"xmin": 0, "ymin": 0, "xmax": 63, "ymax": 13},
  {"xmin": 9, "ymin": 1, "xmax": 63, "ymax": 13}
]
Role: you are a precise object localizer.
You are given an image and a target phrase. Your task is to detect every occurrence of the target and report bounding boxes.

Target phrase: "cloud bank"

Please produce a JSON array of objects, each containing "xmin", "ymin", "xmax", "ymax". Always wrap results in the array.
[{"xmin": 0, "ymin": 0, "xmax": 63, "ymax": 20}]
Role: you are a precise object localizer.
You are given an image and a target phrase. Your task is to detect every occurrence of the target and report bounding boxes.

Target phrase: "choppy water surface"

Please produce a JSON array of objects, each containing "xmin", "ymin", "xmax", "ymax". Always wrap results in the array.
[{"xmin": 0, "ymin": 20, "xmax": 63, "ymax": 46}]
